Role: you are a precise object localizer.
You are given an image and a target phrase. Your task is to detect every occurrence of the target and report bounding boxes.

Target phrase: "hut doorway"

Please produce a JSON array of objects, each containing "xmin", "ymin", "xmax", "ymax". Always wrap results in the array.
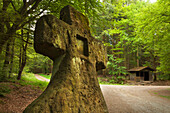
[{"xmin": 144, "ymin": 72, "xmax": 149, "ymax": 81}]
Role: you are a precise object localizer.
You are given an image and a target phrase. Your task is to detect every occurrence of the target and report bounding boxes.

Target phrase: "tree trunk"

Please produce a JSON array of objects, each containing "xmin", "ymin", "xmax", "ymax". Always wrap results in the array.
[
  {"xmin": 137, "ymin": 46, "xmax": 139, "ymax": 67},
  {"xmin": 0, "ymin": 0, "xmax": 43, "ymax": 54},
  {"xmin": 0, "ymin": 25, "xmax": 17, "ymax": 54},
  {"xmin": 17, "ymin": 30, "xmax": 29, "ymax": 80},
  {"xmin": 153, "ymin": 73, "xmax": 157, "ymax": 81},
  {"xmin": 153, "ymin": 56, "xmax": 157, "ymax": 81},
  {"xmin": 17, "ymin": 64, "xmax": 25, "ymax": 80},
  {"xmin": 9, "ymin": 38, "xmax": 15, "ymax": 78},
  {"xmin": 17, "ymin": 46, "xmax": 27, "ymax": 80},
  {"xmin": 1, "ymin": 41, "xmax": 11, "ymax": 81}
]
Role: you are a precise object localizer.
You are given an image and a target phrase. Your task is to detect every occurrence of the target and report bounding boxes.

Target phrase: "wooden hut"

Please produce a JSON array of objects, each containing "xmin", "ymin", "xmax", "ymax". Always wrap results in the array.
[{"xmin": 128, "ymin": 66, "xmax": 155, "ymax": 82}]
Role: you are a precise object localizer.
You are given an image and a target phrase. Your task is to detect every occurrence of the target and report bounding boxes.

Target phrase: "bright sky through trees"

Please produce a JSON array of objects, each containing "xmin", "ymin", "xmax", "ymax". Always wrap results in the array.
[
  {"xmin": 100, "ymin": 0, "xmax": 157, "ymax": 3},
  {"xmin": 146, "ymin": 0, "xmax": 157, "ymax": 3}
]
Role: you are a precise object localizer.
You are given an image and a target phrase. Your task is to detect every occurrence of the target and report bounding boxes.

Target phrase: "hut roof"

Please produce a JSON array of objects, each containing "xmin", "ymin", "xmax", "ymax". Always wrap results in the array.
[{"xmin": 128, "ymin": 66, "xmax": 155, "ymax": 72}]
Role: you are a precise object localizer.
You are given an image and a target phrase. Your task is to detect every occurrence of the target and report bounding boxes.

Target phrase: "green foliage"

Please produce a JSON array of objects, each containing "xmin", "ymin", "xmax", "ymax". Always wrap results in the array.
[
  {"xmin": 0, "ymin": 0, "xmax": 103, "ymax": 81},
  {"xmin": 0, "ymin": 73, "xmax": 49, "ymax": 98},
  {"xmin": 0, "ymin": 84, "xmax": 11, "ymax": 97},
  {"xmin": 98, "ymin": 77, "xmax": 112, "ymax": 85},
  {"xmin": 109, "ymin": 76, "xmax": 126, "ymax": 84},
  {"xmin": 135, "ymin": 0, "xmax": 170, "ymax": 74},
  {"xmin": 157, "ymin": 74, "xmax": 170, "ymax": 80},
  {"xmin": 39, "ymin": 74, "xmax": 51, "ymax": 79},
  {"xmin": 0, "ymin": 0, "xmax": 169, "ymax": 82},
  {"xmin": 96, "ymin": 0, "xmax": 144, "ymax": 76},
  {"xmin": 25, "ymin": 49, "xmax": 53, "ymax": 74},
  {"xmin": 98, "ymin": 76, "xmax": 127, "ymax": 85},
  {"xmin": 107, "ymin": 54, "xmax": 128, "ymax": 75},
  {"xmin": 95, "ymin": 0, "xmax": 169, "ymax": 77}
]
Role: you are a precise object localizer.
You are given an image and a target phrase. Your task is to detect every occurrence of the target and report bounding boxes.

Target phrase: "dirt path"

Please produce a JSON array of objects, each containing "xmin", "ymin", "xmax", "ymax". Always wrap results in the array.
[
  {"xmin": 100, "ymin": 85, "xmax": 170, "ymax": 113},
  {"xmin": 34, "ymin": 74, "xmax": 50, "ymax": 82},
  {"xmin": 1, "ymin": 80, "xmax": 170, "ymax": 113}
]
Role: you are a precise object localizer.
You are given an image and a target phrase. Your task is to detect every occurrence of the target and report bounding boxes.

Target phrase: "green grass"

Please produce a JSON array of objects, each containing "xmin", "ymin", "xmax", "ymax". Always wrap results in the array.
[
  {"xmin": 99, "ymin": 82, "xmax": 126, "ymax": 85},
  {"xmin": 98, "ymin": 77, "xmax": 127, "ymax": 85},
  {"xmin": 38, "ymin": 74, "xmax": 51, "ymax": 79},
  {"xmin": 98, "ymin": 77, "xmax": 111, "ymax": 84},
  {"xmin": 0, "ymin": 84, "xmax": 11, "ymax": 97},
  {"xmin": 153, "ymin": 89, "xmax": 170, "ymax": 100},
  {"xmin": 0, "ymin": 73, "xmax": 49, "ymax": 97},
  {"xmin": 159, "ymin": 95, "xmax": 170, "ymax": 99},
  {"xmin": 18, "ymin": 73, "xmax": 49, "ymax": 91},
  {"xmin": 153, "ymin": 92, "xmax": 158, "ymax": 95}
]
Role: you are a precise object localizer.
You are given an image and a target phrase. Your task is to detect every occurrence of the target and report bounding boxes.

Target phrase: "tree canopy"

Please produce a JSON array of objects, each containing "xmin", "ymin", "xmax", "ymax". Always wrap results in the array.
[{"xmin": 0, "ymin": 0, "xmax": 169, "ymax": 81}]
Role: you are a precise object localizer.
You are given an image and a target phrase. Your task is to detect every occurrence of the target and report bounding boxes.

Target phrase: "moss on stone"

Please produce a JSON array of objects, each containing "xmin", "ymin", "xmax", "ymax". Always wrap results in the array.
[{"xmin": 24, "ymin": 5, "xmax": 108, "ymax": 113}]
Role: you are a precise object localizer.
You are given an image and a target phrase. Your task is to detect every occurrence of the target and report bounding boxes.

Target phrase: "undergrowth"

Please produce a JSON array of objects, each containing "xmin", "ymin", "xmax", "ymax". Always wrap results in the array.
[
  {"xmin": 157, "ymin": 74, "xmax": 170, "ymax": 80},
  {"xmin": 7, "ymin": 73, "xmax": 49, "ymax": 91},
  {"xmin": 19, "ymin": 73, "xmax": 49, "ymax": 90},
  {"xmin": 98, "ymin": 76, "xmax": 127, "ymax": 85}
]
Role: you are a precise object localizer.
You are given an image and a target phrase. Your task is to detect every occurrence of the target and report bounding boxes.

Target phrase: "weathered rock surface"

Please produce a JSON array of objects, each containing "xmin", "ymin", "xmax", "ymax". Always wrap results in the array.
[{"xmin": 24, "ymin": 5, "xmax": 108, "ymax": 113}]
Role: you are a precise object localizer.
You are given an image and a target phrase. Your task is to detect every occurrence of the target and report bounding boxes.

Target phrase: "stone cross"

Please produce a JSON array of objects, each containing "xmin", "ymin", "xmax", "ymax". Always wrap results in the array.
[{"xmin": 24, "ymin": 5, "xmax": 108, "ymax": 113}]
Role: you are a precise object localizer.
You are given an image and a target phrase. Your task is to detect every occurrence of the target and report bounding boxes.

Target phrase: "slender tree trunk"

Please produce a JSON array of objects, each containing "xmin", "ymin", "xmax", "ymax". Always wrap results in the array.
[
  {"xmin": 127, "ymin": 48, "xmax": 130, "ymax": 70},
  {"xmin": 153, "ymin": 56, "xmax": 157, "ymax": 81},
  {"xmin": 137, "ymin": 46, "xmax": 139, "ymax": 67},
  {"xmin": 9, "ymin": 38, "xmax": 15, "ymax": 78},
  {"xmin": 17, "ymin": 64, "xmax": 26, "ymax": 80},
  {"xmin": 17, "ymin": 29, "xmax": 23, "ymax": 80},
  {"xmin": 17, "ymin": 30, "xmax": 29, "ymax": 80},
  {"xmin": 17, "ymin": 50, "xmax": 26, "ymax": 80},
  {"xmin": 153, "ymin": 73, "xmax": 157, "ymax": 81},
  {"xmin": 152, "ymin": 39, "xmax": 157, "ymax": 81},
  {"xmin": 17, "ymin": 46, "xmax": 27, "ymax": 80},
  {"xmin": 1, "ymin": 41, "xmax": 11, "ymax": 81}
]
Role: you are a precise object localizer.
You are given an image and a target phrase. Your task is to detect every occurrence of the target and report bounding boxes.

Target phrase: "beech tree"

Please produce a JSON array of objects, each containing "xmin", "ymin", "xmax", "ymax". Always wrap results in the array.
[
  {"xmin": 0, "ymin": 0, "xmax": 45, "ymax": 54},
  {"xmin": 0, "ymin": 0, "xmax": 103, "ymax": 80},
  {"xmin": 135, "ymin": 0, "xmax": 170, "ymax": 74}
]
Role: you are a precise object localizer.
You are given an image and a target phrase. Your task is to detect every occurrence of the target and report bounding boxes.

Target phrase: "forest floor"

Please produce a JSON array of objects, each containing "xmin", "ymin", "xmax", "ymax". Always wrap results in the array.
[
  {"xmin": 0, "ymin": 75, "xmax": 170, "ymax": 113},
  {"xmin": 0, "ymin": 82, "xmax": 42, "ymax": 113}
]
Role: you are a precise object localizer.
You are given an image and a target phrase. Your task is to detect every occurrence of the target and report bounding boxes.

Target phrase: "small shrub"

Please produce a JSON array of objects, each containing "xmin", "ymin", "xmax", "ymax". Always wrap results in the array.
[
  {"xmin": 109, "ymin": 76, "xmax": 126, "ymax": 84},
  {"xmin": 98, "ymin": 77, "xmax": 111, "ymax": 85},
  {"xmin": 109, "ymin": 77, "xmax": 116, "ymax": 83},
  {"xmin": 98, "ymin": 76, "xmax": 127, "ymax": 85},
  {"xmin": 117, "ymin": 76, "xmax": 126, "ymax": 84},
  {"xmin": 157, "ymin": 74, "xmax": 170, "ymax": 80}
]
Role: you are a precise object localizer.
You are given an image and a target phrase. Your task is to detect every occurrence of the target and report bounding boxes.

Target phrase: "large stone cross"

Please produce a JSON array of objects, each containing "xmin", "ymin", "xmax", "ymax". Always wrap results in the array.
[{"xmin": 24, "ymin": 5, "xmax": 108, "ymax": 113}]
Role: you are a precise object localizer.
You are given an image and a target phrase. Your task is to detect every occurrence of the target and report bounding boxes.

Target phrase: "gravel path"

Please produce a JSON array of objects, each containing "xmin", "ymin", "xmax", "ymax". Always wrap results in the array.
[
  {"xmin": 34, "ymin": 74, "xmax": 50, "ymax": 82},
  {"xmin": 100, "ymin": 85, "xmax": 170, "ymax": 113},
  {"xmin": 34, "ymin": 75, "xmax": 170, "ymax": 113}
]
